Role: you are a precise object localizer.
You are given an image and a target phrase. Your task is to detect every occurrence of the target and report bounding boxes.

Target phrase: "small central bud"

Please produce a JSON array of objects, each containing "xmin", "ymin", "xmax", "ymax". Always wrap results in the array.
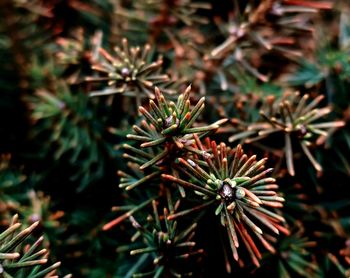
[
  {"xmin": 219, "ymin": 183, "xmax": 234, "ymax": 201},
  {"xmin": 121, "ymin": 67, "xmax": 130, "ymax": 78},
  {"xmin": 165, "ymin": 115, "xmax": 179, "ymax": 128},
  {"xmin": 296, "ymin": 124, "xmax": 308, "ymax": 139},
  {"xmin": 218, "ymin": 180, "xmax": 245, "ymax": 202}
]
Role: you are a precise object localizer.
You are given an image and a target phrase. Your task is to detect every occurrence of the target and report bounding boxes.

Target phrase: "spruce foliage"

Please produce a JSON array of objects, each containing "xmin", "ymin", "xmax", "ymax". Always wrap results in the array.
[{"xmin": 0, "ymin": 0, "xmax": 349, "ymax": 277}]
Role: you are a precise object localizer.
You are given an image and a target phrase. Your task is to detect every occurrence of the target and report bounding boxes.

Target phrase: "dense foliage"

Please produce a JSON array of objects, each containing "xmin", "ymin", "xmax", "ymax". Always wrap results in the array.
[{"xmin": 0, "ymin": 0, "xmax": 349, "ymax": 277}]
